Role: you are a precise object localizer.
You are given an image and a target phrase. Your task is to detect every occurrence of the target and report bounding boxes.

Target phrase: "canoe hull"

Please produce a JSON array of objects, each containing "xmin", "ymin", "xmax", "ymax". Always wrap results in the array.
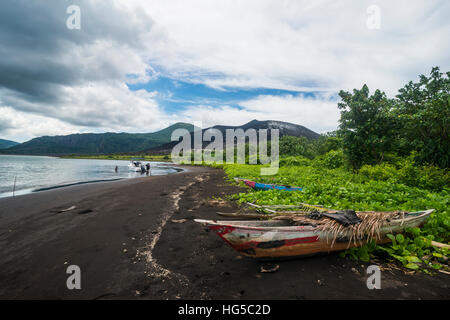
[
  {"xmin": 195, "ymin": 210, "xmax": 433, "ymax": 260},
  {"xmin": 243, "ymin": 180, "xmax": 303, "ymax": 191}
]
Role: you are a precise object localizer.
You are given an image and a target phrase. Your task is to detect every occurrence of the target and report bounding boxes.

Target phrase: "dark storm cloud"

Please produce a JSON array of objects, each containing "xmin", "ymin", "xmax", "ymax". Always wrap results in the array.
[{"xmin": 0, "ymin": 0, "xmax": 154, "ymax": 115}]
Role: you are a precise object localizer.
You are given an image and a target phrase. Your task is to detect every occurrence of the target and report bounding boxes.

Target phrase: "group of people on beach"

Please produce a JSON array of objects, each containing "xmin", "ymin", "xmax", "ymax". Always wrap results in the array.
[{"xmin": 142, "ymin": 162, "xmax": 151, "ymax": 173}]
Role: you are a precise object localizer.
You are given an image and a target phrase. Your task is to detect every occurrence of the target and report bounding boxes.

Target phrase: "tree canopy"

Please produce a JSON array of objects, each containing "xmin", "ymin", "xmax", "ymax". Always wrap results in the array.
[{"xmin": 337, "ymin": 67, "xmax": 449, "ymax": 169}]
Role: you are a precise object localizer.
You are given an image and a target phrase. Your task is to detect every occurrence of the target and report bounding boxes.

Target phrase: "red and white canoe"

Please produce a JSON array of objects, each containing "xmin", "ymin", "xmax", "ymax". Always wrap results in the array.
[{"xmin": 195, "ymin": 209, "xmax": 433, "ymax": 260}]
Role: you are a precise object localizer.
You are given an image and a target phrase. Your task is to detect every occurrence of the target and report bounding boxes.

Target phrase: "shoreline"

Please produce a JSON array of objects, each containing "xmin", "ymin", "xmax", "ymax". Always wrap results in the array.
[
  {"xmin": 0, "ymin": 165, "xmax": 448, "ymax": 299},
  {"xmin": 0, "ymin": 165, "xmax": 187, "ymax": 227},
  {"xmin": 0, "ymin": 155, "xmax": 183, "ymax": 199},
  {"xmin": 0, "ymin": 153, "xmax": 171, "ymax": 161}
]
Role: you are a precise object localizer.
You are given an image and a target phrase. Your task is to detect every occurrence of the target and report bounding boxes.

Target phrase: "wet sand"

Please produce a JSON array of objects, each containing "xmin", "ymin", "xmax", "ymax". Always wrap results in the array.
[{"xmin": 0, "ymin": 166, "xmax": 448, "ymax": 299}]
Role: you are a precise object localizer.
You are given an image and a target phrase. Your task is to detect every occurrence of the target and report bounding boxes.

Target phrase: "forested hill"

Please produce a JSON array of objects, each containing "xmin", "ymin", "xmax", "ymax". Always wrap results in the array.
[
  {"xmin": 0, "ymin": 120, "xmax": 320, "ymax": 156},
  {"xmin": 0, "ymin": 123, "xmax": 195, "ymax": 156},
  {"xmin": 146, "ymin": 119, "xmax": 320, "ymax": 153},
  {"xmin": 0, "ymin": 139, "xmax": 19, "ymax": 149}
]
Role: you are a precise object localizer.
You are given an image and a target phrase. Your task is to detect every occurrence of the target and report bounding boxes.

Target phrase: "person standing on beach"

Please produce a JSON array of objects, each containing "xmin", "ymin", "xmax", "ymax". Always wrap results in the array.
[{"xmin": 114, "ymin": 165, "xmax": 118, "ymax": 172}]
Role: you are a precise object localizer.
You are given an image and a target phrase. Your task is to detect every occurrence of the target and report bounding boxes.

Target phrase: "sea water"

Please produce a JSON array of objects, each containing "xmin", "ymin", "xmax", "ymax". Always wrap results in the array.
[{"xmin": 0, "ymin": 155, "xmax": 180, "ymax": 198}]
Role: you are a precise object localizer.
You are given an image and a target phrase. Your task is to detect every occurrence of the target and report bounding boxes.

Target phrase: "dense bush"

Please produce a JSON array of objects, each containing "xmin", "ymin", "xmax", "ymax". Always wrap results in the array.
[
  {"xmin": 279, "ymin": 135, "xmax": 343, "ymax": 160},
  {"xmin": 279, "ymin": 136, "xmax": 317, "ymax": 159},
  {"xmin": 395, "ymin": 67, "xmax": 449, "ymax": 168},
  {"xmin": 359, "ymin": 157, "xmax": 449, "ymax": 192},
  {"xmin": 279, "ymin": 156, "xmax": 311, "ymax": 167},
  {"xmin": 313, "ymin": 149, "xmax": 345, "ymax": 169},
  {"xmin": 359, "ymin": 163, "xmax": 398, "ymax": 182},
  {"xmin": 338, "ymin": 85, "xmax": 396, "ymax": 169},
  {"xmin": 337, "ymin": 67, "xmax": 449, "ymax": 170}
]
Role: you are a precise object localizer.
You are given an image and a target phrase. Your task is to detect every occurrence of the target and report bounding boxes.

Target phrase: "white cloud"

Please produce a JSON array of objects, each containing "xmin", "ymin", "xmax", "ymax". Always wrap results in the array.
[
  {"xmin": 0, "ymin": 106, "xmax": 80, "ymax": 142},
  {"xmin": 139, "ymin": 0, "xmax": 450, "ymax": 94},
  {"xmin": 0, "ymin": 82, "xmax": 177, "ymax": 142},
  {"xmin": 239, "ymin": 93, "xmax": 340, "ymax": 133},
  {"xmin": 0, "ymin": 0, "xmax": 449, "ymax": 142},
  {"xmin": 179, "ymin": 93, "xmax": 339, "ymax": 133},
  {"xmin": 57, "ymin": 83, "xmax": 166, "ymax": 130}
]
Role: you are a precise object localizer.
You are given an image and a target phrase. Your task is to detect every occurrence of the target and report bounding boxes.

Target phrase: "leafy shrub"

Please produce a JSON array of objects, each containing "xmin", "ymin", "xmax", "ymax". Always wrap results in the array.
[
  {"xmin": 398, "ymin": 162, "xmax": 450, "ymax": 192},
  {"xmin": 359, "ymin": 163, "xmax": 398, "ymax": 182},
  {"xmin": 358, "ymin": 156, "xmax": 449, "ymax": 192},
  {"xmin": 319, "ymin": 149, "xmax": 345, "ymax": 169},
  {"xmin": 280, "ymin": 156, "xmax": 311, "ymax": 167},
  {"xmin": 279, "ymin": 136, "xmax": 317, "ymax": 159}
]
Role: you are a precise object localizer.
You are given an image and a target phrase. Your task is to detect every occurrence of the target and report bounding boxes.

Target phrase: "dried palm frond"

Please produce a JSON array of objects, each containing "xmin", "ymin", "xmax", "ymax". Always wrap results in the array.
[
  {"xmin": 275, "ymin": 211, "xmax": 407, "ymax": 247},
  {"xmin": 316, "ymin": 211, "xmax": 404, "ymax": 247}
]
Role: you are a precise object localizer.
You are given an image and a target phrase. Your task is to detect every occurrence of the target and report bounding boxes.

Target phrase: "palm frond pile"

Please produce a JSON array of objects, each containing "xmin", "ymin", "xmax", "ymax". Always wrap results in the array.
[{"xmin": 275, "ymin": 210, "xmax": 406, "ymax": 247}]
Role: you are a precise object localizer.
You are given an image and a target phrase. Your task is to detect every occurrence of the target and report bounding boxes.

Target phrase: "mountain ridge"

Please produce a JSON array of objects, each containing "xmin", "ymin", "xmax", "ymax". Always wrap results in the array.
[
  {"xmin": 0, "ymin": 120, "xmax": 319, "ymax": 156},
  {"xmin": 0, "ymin": 123, "xmax": 195, "ymax": 156},
  {"xmin": 0, "ymin": 138, "xmax": 20, "ymax": 149},
  {"xmin": 144, "ymin": 119, "xmax": 320, "ymax": 154}
]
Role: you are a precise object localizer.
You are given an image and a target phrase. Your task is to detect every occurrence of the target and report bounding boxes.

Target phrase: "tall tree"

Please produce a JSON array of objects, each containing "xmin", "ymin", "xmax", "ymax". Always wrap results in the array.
[
  {"xmin": 338, "ymin": 85, "xmax": 395, "ymax": 169},
  {"xmin": 395, "ymin": 67, "xmax": 450, "ymax": 168}
]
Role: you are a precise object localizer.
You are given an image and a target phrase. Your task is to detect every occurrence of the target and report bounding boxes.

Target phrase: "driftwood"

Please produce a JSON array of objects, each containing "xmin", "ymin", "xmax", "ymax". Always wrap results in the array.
[
  {"xmin": 217, "ymin": 212, "xmax": 274, "ymax": 219},
  {"xmin": 246, "ymin": 202, "xmax": 276, "ymax": 213},
  {"xmin": 431, "ymin": 241, "xmax": 450, "ymax": 249}
]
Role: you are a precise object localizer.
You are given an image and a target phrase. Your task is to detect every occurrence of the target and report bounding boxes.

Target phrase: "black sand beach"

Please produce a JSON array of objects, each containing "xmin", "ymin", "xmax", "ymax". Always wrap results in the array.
[{"xmin": 0, "ymin": 166, "xmax": 448, "ymax": 299}]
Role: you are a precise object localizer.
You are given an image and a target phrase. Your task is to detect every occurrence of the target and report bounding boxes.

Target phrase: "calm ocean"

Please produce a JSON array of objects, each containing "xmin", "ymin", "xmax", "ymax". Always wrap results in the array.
[{"xmin": 0, "ymin": 155, "xmax": 179, "ymax": 198}]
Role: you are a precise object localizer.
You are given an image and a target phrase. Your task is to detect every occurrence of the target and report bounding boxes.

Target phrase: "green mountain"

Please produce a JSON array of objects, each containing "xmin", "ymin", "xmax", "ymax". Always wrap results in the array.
[
  {"xmin": 148, "ymin": 119, "xmax": 320, "ymax": 152},
  {"xmin": 0, "ymin": 123, "xmax": 195, "ymax": 156},
  {"xmin": 0, "ymin": 139, "xmax": 19, "ymax": 149}
]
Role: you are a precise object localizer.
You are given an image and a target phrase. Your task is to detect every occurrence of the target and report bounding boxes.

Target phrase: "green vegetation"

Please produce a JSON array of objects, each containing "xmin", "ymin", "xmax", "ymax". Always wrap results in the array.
[
  {"xmin": 338, "ymin": 85, "xmax": 395, "ymax": 169},
  {"xmin": 215, "ymin": 159, "xmax": 448, "ymax": 272},
  {"xmin": 0, "ymin": 123, "xmax": 195, "ymax": 156},
  {"xmin": 275, "ymin": 67, "xmax": 449, "ymax": 170},
  {"xmin": 338, "ymin": 67, "xmax": 449, "ymax": 170},
  {"xmin": 0, "ymin": 138, "xmax": 19, "ymax": 149},
  {"xmin": 208, "ymin": 67, "xmax": 449, "ymax": 272},
  {"xmin": 62, "ymin": 154, "xmax": 171, "ymax": 161}
]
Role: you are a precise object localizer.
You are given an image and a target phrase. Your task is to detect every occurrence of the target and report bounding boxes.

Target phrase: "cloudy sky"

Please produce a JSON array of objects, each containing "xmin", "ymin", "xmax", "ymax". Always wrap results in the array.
[{"xmin": 0, "ymin": 0, "xmax": 449, "ymax": 142}]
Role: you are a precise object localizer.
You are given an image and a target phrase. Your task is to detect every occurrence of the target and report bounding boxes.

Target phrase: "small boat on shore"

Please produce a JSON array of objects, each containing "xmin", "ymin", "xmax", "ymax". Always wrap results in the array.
[
  {"xmin": 128, "ymin": 160, "xmax": 150, "ymax": 172},
  {"xmin": 195, "ymin": 209, "xmax": 433, "ymax": 260},
  {"xmin": 235, "ymin": 178, "xmax": 303, "ymax": 191}
]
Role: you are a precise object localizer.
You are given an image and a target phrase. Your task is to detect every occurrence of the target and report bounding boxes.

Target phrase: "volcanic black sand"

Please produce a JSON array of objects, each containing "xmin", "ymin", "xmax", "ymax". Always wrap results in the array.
[{"xmin": 0, "ymin": 165, "xmax": 448, "ymax": 299}]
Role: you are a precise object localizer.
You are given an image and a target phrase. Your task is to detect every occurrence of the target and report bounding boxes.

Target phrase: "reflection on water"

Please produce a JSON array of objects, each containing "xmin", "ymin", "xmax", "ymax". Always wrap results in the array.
[{"xmin": 0, "ymin": 155, "xmax": 180, "ymax": 198}]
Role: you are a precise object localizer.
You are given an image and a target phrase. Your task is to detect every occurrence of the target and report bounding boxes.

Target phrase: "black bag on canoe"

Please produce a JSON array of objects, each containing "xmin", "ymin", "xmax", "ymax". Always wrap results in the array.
[{"xmin": 308, "ymin": 210, "xmax": 362, "ymax": 227}]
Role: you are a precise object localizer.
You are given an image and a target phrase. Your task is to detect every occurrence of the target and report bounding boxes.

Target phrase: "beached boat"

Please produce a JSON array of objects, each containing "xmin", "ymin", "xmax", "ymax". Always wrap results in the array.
[
  {"xmin": 195, "ymin": 209, "xmax": 433, "ymax": 260},
  {"xmin": 128, "ymin": 161, "xmax": 142, "ymax": 172},
  {"xmin": 128, "ymin": 160, "xmax": 150, "ymax": 172},
  {"xmin": 235, "ymin": 178, "xmax": 303, "ymax": 191}
]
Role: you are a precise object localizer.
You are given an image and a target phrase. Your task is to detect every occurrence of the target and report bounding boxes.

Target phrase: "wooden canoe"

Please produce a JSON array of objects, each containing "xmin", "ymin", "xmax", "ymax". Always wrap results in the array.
[
  {"xmin": 235, "ymin": 178, "xmax": 303, "ymax": 191},
  {"xmin": 195, "ymin": 209, "xmax": 434, "ymax": 260},
  {"xmin": 217, "ymin": 212, "xmax": 276, "ymax": 219}
]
